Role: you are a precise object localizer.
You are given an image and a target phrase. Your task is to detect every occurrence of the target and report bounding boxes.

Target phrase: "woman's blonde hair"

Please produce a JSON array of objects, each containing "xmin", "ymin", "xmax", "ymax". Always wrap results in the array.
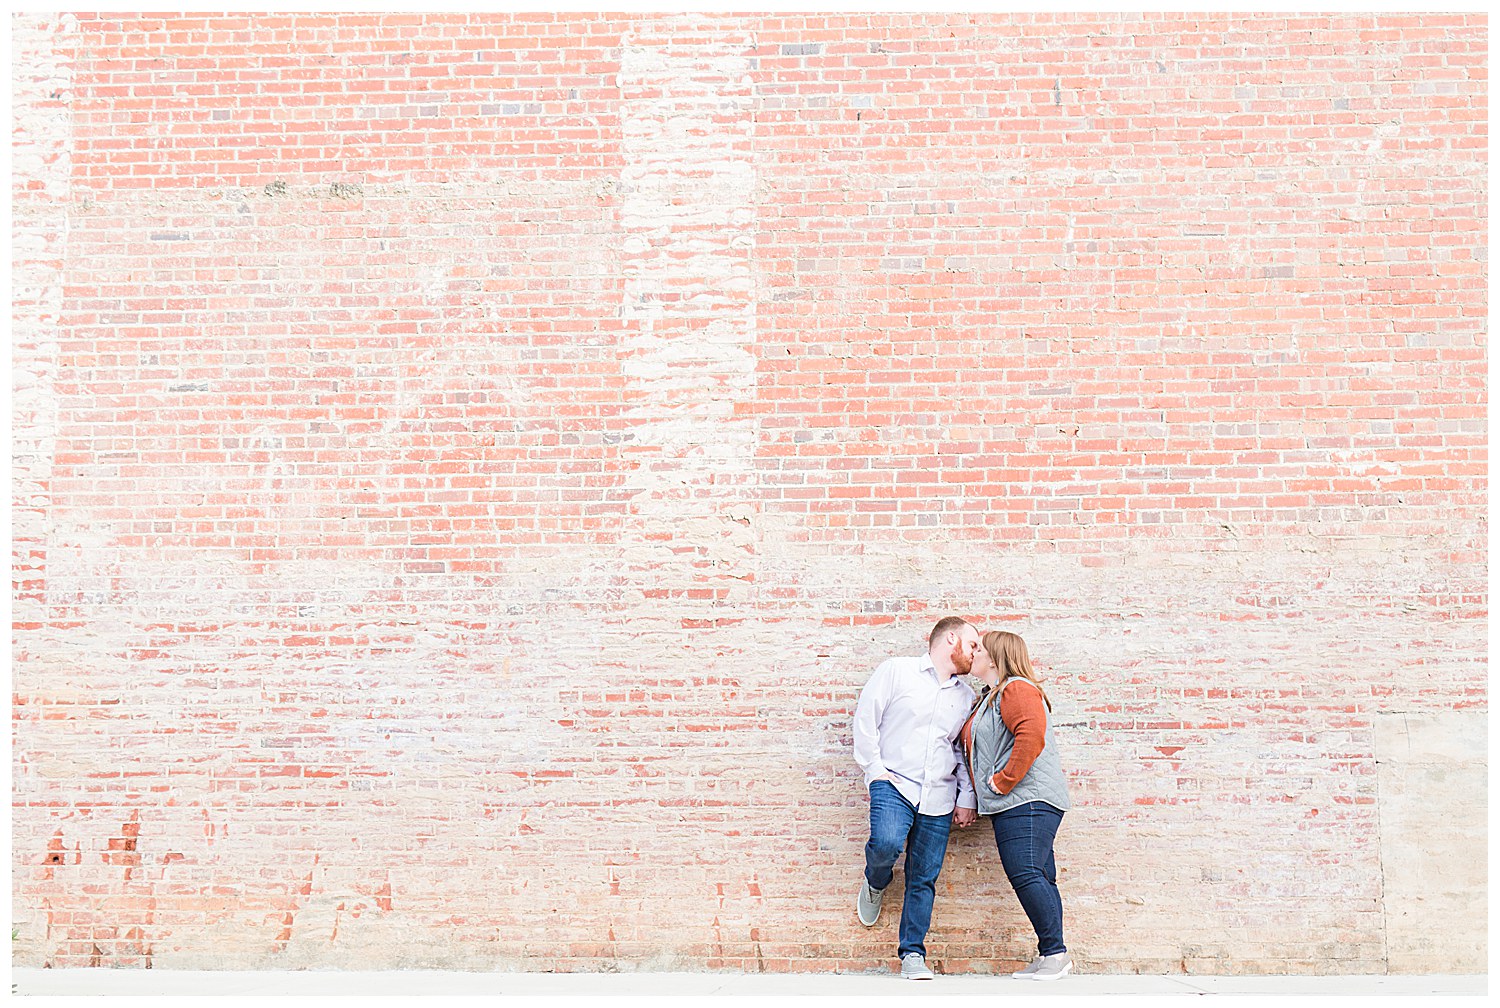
[{"xmin": 980, "ymin": 630, "xmax": 1052, "ymax": 712}]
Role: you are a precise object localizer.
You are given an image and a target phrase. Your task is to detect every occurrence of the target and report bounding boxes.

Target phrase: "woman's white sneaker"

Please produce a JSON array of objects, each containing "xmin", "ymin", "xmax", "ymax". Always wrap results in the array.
[
  {"xmin": 1012, "ymin": 956, "xmax": 1045, "ymax": 978},
  {"xmin": 899, "ymin": 953, "xmax": 935, "ymax": 980},
  {"xmin": 1021, "ymin": 952, "xmax": 1072, "ymax": 980}
]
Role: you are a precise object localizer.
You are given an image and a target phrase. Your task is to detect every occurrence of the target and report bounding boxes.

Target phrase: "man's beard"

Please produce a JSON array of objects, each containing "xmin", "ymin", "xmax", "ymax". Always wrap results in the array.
[{"xmin": 951, "ymin": 642, "xmax": 973, "ymax": 675}]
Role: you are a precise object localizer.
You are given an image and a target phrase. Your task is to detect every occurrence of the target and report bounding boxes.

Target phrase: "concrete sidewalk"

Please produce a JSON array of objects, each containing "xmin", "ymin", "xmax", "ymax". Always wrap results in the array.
[{"xmin": 9, "ymin": 968, "xmax": 1487, "ymax": 997}]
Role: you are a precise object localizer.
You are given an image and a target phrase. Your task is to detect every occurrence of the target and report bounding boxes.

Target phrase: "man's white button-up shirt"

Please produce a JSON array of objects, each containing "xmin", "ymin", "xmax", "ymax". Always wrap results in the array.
[{"xmin": 853, "ymin": 654, "xmax": 977, "ymax": 816}]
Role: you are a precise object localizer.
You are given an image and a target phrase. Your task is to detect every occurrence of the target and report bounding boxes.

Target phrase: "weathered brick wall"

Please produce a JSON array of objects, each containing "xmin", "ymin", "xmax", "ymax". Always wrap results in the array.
[{"xmin": 12, "ymin": 12, "xmax": 1486, "ymax": 974}]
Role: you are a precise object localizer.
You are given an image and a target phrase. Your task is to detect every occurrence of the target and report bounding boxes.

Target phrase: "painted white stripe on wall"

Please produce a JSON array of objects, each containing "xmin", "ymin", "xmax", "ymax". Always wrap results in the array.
[
  {"xmin": 11, "ymin": 13, "xmax": 76, "ymax": 624},
  {"xmin": 617, "ymin": 17, "xmax": 759, "ymax": 617}
]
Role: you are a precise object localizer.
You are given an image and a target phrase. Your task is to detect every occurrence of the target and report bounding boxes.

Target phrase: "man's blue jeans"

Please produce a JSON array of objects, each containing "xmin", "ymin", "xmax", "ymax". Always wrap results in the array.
[
  {"xmin": 991, "ymin": 800, "xmax": 1066, "ymax": 957},
  {"xmin": 864, "ymin": 780, "xmax": 953, "ymax": 958}
]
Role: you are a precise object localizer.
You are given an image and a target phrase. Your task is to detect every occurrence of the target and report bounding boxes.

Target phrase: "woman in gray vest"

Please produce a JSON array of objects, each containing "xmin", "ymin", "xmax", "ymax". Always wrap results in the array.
[{"xmin": 960, "ymin": 630, "xmax": 1073, "ymax": 981}]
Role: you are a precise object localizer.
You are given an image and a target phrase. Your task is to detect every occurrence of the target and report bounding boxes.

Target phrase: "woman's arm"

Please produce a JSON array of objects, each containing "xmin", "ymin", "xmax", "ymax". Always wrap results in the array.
[{"xmin": 989, "ymin": 680, "xmax": 1047, "ymax": 795}]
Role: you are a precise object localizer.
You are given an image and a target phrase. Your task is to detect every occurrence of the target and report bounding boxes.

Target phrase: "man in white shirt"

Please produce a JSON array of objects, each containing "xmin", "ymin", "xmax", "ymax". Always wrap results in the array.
[{"xmin": 853, "ymin": 616, "xmax": 981, "ymax": 980}]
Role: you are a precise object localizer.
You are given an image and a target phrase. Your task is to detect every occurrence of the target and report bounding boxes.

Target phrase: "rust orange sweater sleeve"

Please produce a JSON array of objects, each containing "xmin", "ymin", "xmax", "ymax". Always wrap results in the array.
[{"xmin": 989, "ymin": 680, "xmax": 1047, "ymax": 795}]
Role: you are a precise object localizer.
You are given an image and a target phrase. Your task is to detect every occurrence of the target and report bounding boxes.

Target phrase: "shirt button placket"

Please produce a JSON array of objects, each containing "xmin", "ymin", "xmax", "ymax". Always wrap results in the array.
[{"xmin": 922, "ymin": 680, "xmax": 941, "ymax": 814}]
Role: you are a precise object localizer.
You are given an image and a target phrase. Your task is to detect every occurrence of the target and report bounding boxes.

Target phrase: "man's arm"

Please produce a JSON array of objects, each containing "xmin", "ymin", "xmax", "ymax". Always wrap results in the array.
[
  {"xmin": 852, "ymin": 661, "xmax": 893, "ymax": 789},
  {"xmin": 953, "ymin": 733, "xmax": 978, "ymax": 826}
]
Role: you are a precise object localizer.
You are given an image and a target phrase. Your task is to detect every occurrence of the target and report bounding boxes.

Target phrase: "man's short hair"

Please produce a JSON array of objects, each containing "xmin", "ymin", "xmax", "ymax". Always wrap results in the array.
[{"xmin": 928, "ymin": 616, "xmax": 972, "ymax": 648}]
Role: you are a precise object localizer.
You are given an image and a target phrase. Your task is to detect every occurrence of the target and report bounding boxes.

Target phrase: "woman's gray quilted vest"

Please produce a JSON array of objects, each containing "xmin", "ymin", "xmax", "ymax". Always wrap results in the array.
[{"xmin": 969, "ymin": 677, "xmax": 1071, "ymax": 816}]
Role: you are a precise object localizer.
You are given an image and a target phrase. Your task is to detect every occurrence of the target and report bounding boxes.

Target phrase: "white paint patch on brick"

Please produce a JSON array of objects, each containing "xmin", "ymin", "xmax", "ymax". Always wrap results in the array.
[
  {"xmin": 616, "ymin": 17, "xmax": 759, "ymax": 634},
  {"xmin": 10, "ymin": 13, "xmax": 76, "ymax": 626},
  {"xmin": 1375, "ymin": 710, "xmax": 1486, "ymax": 972}
]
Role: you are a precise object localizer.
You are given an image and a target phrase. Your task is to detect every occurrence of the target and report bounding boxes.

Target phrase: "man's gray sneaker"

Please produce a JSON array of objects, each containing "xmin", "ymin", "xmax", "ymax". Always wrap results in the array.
[
  {"xmin": 900, "ymin": 953, "xmax": 935, "ymax": 980},
  {"xmin": 856, "ymin": 880, "xmax": 884, "ymax": 927},
  {"xmin": 1019, "ymin": 952, "xmax": 1072, "ymax": 981}
]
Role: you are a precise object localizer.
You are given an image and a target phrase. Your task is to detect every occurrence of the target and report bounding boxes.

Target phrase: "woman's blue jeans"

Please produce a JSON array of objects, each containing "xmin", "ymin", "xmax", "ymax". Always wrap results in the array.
[
  {"xmin": 991, "ymin": 801, "xmax": 1066, "ymax": 956},
  {"xmin": 864, "ymin": 781, "xmax": 953, "ymax": 958}
]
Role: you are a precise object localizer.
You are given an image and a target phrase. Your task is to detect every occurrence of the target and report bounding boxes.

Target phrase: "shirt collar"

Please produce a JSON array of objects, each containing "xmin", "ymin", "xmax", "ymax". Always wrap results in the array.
[{"xmin": 919, "ymin": 655, "xmax": 968, "ymax": 690}]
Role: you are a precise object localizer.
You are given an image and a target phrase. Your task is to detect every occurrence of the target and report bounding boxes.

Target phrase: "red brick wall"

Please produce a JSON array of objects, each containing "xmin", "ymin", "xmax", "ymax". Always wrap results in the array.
[{"xmin": 12, "ymin": 12, "xmax": 1487, "ymax": 974}]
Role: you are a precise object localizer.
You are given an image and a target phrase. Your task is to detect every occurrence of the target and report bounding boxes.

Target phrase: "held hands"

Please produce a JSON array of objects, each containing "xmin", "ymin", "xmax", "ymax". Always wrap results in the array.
[{"xmin": 872, "ymin": 775, "xmax": 977, "ymax": 827}]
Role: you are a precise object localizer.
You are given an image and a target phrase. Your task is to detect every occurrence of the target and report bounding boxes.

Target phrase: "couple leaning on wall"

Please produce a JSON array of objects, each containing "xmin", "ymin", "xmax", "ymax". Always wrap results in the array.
[{"xmin": 852, "ymin": 617, "xmax": 1072, "ymax": 981}]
